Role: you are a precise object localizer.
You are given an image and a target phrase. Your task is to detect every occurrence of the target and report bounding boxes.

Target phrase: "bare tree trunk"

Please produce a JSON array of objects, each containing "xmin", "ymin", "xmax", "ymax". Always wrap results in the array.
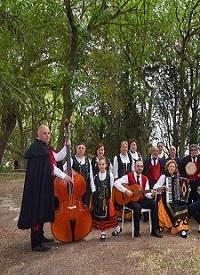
[
  {"xmin": 0, "ymin": 110, "xmax": 16, "ymax": 166},
  {"xmin": 56, "ymin": 0, "xmax": 78, "ymax": 149}
]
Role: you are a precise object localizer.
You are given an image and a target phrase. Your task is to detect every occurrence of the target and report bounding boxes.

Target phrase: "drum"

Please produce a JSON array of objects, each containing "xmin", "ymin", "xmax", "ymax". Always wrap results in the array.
[{"xmin": 185, "ymin": 162, "xmax": 197, "ymax": 175}]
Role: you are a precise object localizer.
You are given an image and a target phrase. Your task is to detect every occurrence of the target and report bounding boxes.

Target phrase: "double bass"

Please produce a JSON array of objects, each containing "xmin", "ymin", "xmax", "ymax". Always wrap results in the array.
[{"xmin": 51, "ymin": 120, "xmax": 92, "ymax": 242}]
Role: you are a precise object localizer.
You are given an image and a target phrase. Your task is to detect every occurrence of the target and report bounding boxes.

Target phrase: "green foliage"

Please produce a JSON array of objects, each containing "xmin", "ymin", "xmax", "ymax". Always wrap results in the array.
[{"xmin": 1, "ymin": 0, "xmax": 200, "ymax": 166}]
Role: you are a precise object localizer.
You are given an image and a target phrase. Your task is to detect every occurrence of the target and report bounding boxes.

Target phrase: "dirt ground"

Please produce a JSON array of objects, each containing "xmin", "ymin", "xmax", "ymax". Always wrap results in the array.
[{"xmin": 0, "ymin": 172, "xmax": 200, "ymax": 275}]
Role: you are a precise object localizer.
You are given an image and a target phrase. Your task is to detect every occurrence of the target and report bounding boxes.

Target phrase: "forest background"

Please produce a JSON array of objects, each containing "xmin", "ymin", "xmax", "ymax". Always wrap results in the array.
[{"xmin": 0, "ymin": 0, "xmax": 200, "ymax": 170}]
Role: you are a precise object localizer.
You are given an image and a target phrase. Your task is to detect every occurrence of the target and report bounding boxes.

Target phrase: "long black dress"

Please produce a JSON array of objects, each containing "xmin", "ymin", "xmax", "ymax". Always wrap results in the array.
[{"xmin": 18, "ymin": 139, "xmax": 55, "ymax": 229}]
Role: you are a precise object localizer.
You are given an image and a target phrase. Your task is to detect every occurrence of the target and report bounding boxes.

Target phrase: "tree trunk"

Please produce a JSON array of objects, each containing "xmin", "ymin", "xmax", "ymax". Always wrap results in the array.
[
  {"xmin": 0, "ymin": 110, "xmax": 16, "ymax": 166},
  {"xmin": 56, "ymin": 0, "xmax": 78, "ymax": 150}
]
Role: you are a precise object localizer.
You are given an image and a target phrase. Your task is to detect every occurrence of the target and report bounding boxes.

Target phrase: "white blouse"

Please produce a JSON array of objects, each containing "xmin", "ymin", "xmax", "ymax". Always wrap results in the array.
[
  {"xmin": 63, "ymin": 156, "xmax": 95, "ymax": 192},
  {"xmin": 53, "ymin": 146, "xmax": 67, "ymax": 180},
  {"xmin": 129, "ymin": 151, "xmax": 141, "ymax": 171},
  {"xmin": 112, "ymin": 153, "xmax": 131, "ymax": 179},
  {"xmin": 153, "ymin": 175, "xmax": 166, "ymax": 189},
  {"xmin": 114, "ymin": 172, "xmax": 152, "ymax": 199}
]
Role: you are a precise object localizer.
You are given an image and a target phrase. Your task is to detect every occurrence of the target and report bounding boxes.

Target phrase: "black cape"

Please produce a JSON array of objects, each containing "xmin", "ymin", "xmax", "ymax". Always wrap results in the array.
[{"xmin": 18, "ymin": 139, "xmax": 55, "ymax": 229}]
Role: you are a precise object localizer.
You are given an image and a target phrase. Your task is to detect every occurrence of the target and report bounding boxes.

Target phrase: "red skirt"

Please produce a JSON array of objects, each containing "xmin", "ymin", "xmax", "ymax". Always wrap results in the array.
[{"xmin": 92, "ymin": 199, "xmax": 119, "ymax": 231}]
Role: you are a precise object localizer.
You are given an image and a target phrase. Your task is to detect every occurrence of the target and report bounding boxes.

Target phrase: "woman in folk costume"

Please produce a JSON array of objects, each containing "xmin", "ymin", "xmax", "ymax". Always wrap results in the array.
[
  {"xmin": 154, "ymin": 160, "xmax": 189, "ymax": 238},
  {"xmin": 113, "ymin": 141, "xmax": 132, "ymax": 179},
  {"xmin": 112, "ymin": 141, "xmax": 132, "ymax": 220},
  {"xmin": 92, "ymin": 157, "xmax": 122, "ymax": 241},
  {"xmin": 91, "ymin": 143, "xmax": 112, "ymax": 176},
  {"xmin": 166, "ymin": 146, "xmax": 182, "ymax": 175},
  {"xmin": 128, "ymin": 139, "xmax": 142, "ymax": 172}
]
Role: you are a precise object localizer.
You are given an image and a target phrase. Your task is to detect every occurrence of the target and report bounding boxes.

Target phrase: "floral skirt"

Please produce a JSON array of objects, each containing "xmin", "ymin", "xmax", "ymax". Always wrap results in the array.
[{"xmin": 158, "ymin": 198, "xmax": 189, "ymax": 234}]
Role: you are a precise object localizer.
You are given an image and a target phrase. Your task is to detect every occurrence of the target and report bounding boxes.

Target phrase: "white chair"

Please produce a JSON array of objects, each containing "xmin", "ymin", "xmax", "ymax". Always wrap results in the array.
[{"xmin": 121, "ymin": 205, "xmax": 152, "ymax": 237}]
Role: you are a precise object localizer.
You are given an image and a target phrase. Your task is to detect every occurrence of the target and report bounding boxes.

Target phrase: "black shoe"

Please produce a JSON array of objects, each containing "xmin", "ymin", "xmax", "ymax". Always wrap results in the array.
[
  {"xmin": 180, "ymin": 230, "xmax": 187, "ymax": 239},
  {"xmin": 112, "ymin": 227, "xmax": 122, "ymax": 236},
  {"xmin": 32, "ymin": 243, "xmax": 51, "ymax": 252},
  {"xmin": 100, "ymin": 233, "xmax": 106, "ymax": 241},
  {"xmin": 134, "ymin": 231, "xmax": 141, "ymax": 237},
  {"xmin": 151, "ymin": 231, "xmax": 163, "ymax": 238},
  {"xmin": 42, "ymin": 236, "xmax": 54, "ymax": 243}
]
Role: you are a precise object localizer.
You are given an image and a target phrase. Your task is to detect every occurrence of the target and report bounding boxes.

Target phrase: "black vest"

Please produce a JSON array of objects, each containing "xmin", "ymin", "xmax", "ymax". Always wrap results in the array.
[
  {"xmin": 93, "ymin": 172, "xmax": 111, "ymax": 220},
  {"xmin": 72, "ymin": 156, "xmax": 90, "ymax": 184},
  {"xmin": 117, "ymin": 154, "xmax": 132, "ymax": 178}
]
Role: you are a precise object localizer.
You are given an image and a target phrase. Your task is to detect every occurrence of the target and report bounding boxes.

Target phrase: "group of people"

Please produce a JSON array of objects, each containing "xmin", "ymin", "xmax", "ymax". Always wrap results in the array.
[{"xmin": 17, "ymin": 125, "xmax": 200, "ymax": 252}]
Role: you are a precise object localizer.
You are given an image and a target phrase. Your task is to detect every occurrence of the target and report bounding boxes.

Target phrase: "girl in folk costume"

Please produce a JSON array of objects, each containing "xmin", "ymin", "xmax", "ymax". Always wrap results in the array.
[
  {"xmin": 92, "ymin": 157, "xmax": 122, "ymax": 241},
  {"xmin": 154, "ymin": 160, "xmax": 189, "ymax": 238},
  {"xmin": 91, "ymin": 143, "xmax": 112, "ymax": 176}
]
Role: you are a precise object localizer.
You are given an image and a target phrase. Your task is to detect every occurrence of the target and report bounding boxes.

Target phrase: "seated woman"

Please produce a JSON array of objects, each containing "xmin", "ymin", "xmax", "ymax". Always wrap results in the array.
[{"xmin": 154, "ymin": 160, "xmax": 189, "ymax": 238}]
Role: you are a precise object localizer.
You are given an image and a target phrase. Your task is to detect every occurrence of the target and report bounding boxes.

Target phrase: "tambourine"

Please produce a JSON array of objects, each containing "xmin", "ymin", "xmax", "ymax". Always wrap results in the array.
[{"xmin": 185, "ymin": 162, "xmax": 197, "ymax": 175}]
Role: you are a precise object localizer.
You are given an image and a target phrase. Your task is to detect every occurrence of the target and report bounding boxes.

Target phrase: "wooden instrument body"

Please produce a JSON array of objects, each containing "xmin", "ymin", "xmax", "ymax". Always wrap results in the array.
[
  {"xmin": 51, "ymin": 171, "xmax": 92, "ymax": 242},
  {"xmin": 114, "ymin": 184, "xmax": 144, "ymax": 205},
  {"xmin": 51, "ymin": 119, "xmax": 92, "ymax": 243},
  {"xmin": 114, "ymin": 184, "xmax": 165, "ymax": 205}
]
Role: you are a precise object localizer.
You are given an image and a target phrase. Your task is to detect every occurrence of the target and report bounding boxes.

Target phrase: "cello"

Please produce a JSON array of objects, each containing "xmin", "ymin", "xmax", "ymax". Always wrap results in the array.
[{"xmin": 51, "ymin": 119, "xmax": 92, "ymax": 242}]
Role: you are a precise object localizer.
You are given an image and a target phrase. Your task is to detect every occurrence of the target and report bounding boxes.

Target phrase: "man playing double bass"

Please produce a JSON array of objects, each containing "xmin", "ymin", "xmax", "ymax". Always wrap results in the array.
[
  {"xmin": 114, "ymin": 160, "xmax": 162, "ymax": 238},
  {"xmin": 18, "ymin": 125, "xmax": 71, "ymax": 252}
]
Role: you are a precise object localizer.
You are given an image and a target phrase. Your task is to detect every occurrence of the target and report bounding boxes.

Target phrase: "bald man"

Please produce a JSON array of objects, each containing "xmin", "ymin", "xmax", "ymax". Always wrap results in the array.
[{"xmin": 18, "ymin": 125, "xmax": 69, "ymax": 252}]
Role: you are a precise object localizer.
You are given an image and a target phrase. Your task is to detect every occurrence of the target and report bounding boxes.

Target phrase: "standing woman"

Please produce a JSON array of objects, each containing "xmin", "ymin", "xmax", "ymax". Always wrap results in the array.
[
  {"xmin": 91, "ymin": 143, "xmax": 112, "ymax": 176},
  {"xmin": 112, "ymin": 141, "xmax": 132, "ymax": 219},
  {"xmin": 128, "ymin": 139, "xmax": 142, "ymax": 172},
  {"xmin": 154, "ymin": 160, "xmax": 189, "ymax": 238},
  {"xmin": 112, "ymin": 141, "xmax": 132, "ymax": 180},
  {"xmin": 92, "ymin": 157, "xmax": 122, "ymax": 241}
]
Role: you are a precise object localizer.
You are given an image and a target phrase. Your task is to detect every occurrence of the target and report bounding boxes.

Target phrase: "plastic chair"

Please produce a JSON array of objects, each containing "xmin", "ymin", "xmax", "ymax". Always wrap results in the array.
[{"xmin": 121, "ymin": 205, "xmax": 152, "ymax": 237}]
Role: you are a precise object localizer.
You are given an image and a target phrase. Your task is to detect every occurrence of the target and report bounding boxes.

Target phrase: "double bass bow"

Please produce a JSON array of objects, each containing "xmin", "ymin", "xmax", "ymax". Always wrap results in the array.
[{"xmin": 51, "ymin": 119, "xmax": 92, "ymax": 242}]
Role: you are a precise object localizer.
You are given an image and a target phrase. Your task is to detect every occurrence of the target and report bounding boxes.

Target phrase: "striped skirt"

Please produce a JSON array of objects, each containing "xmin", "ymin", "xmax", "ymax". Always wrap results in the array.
[{"xmin": 92, "ymin": 199, "xmax": 119, "ymax": 231}]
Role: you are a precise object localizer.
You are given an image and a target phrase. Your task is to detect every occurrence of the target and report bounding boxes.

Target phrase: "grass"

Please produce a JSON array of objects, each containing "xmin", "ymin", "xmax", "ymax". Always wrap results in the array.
[
  {"xmin": 0, "ymin": 172, "xmax": 25, "ymax": 183},
  {"xmin": 127, "ymin": 246, "xmax": 200, "ymax": 274}
]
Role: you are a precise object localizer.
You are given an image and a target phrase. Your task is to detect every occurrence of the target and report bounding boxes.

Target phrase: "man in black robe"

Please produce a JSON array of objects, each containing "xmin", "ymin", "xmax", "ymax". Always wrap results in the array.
[{"xmin": 18, "ymin": 125, "xmax": 68, "ymax": 252}]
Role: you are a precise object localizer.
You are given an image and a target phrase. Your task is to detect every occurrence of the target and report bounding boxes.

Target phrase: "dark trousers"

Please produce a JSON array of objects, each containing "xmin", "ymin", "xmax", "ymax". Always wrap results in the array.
[
  {"xmin": 188, "ymin": 181, "xmax": 200, "ymax": 204},
  {"xmin": 126, "ymin": 198, "xmax": 159, "ymax": 232},
  {"xmin": 31, "ymin": 223, "xmax": 44, "ymax": 248},
  {"xmin": 189, "ymin": 200, "xmax": 200, "ymax": 224}
]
